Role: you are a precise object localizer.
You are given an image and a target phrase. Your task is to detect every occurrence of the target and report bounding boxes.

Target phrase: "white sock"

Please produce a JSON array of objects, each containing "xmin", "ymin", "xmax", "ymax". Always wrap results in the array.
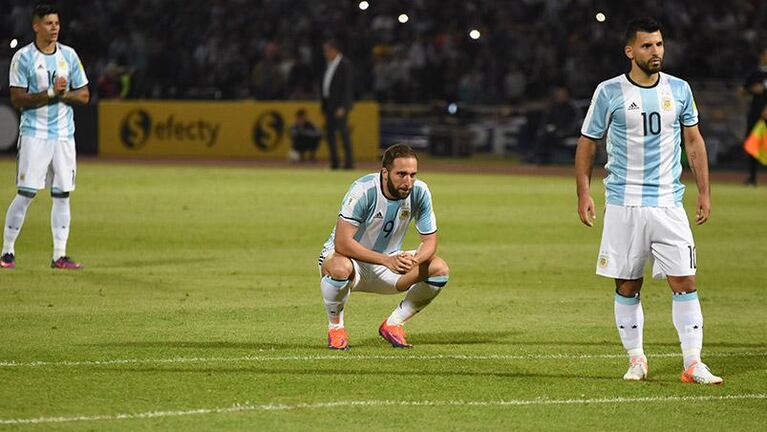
[
  {"xmin": 51, "ymin": 197, "xmax": 71, "ymax": 260},
  {"xmin": 387, "ymin": 276, "xmax": 448, "ymax": 326},
  {"xmin": 614, "ymin": 292, "xmax": 644, "ymax": 360},
  {"xmin": 3, "ymin": 194, "xmax": 34, "ymax": 255},
  {"xmin": 321, "ymin": 276, "xmax": 350, "ymax": 329},
  {"xmin": 672, "ymin": 291, "xmax": 703, "ymax": 369}
]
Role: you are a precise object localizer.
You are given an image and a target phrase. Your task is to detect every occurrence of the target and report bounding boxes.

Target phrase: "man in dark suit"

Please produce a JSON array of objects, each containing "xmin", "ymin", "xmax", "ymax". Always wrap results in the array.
[{"xmin": 321, "ymin": 39, "xmax": 354, "ymax": 170}]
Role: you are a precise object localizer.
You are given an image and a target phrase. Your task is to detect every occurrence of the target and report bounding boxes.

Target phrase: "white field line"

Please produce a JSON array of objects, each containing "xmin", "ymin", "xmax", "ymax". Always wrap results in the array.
[
  {"xmin": 0, "ymin": 351, "xmax": 764, "ymax": 368},
  {"xmin": 1, "ymin": 394, "xmax": 765, "ymax": 425}
]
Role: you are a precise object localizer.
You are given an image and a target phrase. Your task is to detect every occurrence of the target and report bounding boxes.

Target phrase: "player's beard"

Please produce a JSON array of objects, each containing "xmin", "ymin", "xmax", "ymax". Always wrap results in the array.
[
  {"xmin": 637, "ymin": 56, "xmax": 662, "ymax": 75},
  {"xmin": 386, "ymin": 176, "xmax": 411, "ymax": 199}
]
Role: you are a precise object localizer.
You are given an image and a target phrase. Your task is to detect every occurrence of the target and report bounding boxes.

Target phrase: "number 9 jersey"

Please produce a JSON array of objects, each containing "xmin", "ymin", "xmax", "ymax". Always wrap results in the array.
[
  {"xmin": 580, "ymin": 72, "xmax": 698, "ymax": 208},
  {"xmin": 322, "ymin": 173, "xmax": 437, "ymax": 256}
]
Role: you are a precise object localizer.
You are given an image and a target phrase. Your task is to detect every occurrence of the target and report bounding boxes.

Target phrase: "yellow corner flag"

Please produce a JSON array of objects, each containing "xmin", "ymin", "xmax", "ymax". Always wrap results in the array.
[{"xmin": 744, "ymin": 119, "xmax": 767, "ymax": 165}]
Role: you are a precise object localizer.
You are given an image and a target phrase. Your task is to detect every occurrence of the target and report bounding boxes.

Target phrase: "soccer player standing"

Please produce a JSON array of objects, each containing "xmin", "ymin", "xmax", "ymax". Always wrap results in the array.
[
  {"xmin": 1, "ymin": 4, "xmax": 89, "ymax": 270},
  {"xmin": 575, "ymin": 18, "xmax": 722, "ymax": 384},
  {"xmin": 318, "ymin": 144, "xmax": 449, "ymax": 350}
]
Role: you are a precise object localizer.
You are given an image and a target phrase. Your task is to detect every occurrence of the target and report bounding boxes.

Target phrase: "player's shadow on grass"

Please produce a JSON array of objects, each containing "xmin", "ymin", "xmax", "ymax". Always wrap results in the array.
[
  {"xmin": 114, "ymin": 257, "xmax": 210, "ymax": 268},
  {"xmin": 388, "ymin": 330, "xmax": 523, "ymax": 346},
  {"xmin": 92, "ymin": 341, "xmax": 312, "ymax": 350},
  {"xmin": 108, "ymin": 366, "xmax": 618, "ymax": 381}
]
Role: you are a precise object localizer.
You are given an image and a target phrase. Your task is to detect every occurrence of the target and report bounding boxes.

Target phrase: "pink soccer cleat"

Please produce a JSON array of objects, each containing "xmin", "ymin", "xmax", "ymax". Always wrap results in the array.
[
  {"xmin": 378, "ymin": 320, "xmax": 413, "ymax": 348},
  {"xmin": 0, "ymin": 253, "xmax": 15, "ymax": 269},
  {"xmin": 51, "ymin": 256, "xmax": 83, "ymax": 270}
]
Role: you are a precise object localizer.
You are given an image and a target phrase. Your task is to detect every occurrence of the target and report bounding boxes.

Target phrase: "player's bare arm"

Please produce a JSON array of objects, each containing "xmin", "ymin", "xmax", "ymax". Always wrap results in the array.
[
  {"xmin": 683, "ymin": 125, "xmax": 711, "ymax": 225},
  {"xmin": 333, "ymin": 218, "xmax": 413, "ymax": 274},
  {"xmin": 9, "ymin": 86, "xmax": 55, "ymax": 109},
  {"xmin": 60, "ymin": 85, "xmax": 90, "ymax": 105},
  {"xmin": 413, "ymin": 232, "xmax": 437, "ymax": 265},
  {"xmin": 575, "ymin": 135, "xmax": 598, "ymax": 227}
]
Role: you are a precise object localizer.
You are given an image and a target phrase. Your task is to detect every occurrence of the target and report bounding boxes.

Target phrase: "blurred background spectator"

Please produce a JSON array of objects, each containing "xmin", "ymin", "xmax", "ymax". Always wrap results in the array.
[
  {"xmin": 0, "ymin": 0, "xmax": 765, "ymax": 169},
  {"xmin": 1, "ymin": 0, "xmax": 764, "ymax": 103}
]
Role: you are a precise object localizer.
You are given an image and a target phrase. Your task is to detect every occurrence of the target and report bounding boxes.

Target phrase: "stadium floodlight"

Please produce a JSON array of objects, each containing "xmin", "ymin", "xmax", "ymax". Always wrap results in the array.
[
  {"xmin": 469, "ymin": 29, "xmax": 481, "ymax": 40},
  {"xmin": 447, "ymin": 103, "xmax": 458, "ymax": 115},
  {"xmin": 398, "ymin": 14, "xmax": 409, "ymax": 24},
  {"xmin": 359, "ymin": 1, "xmax": 369, "ymax": 11},
  {"xmin": 10, "ymin": 38, "xmax": 18, "ymax": 49},
  {"xmin": 596, "ymin": 12, "xmax": 606, "ymax": 22}
]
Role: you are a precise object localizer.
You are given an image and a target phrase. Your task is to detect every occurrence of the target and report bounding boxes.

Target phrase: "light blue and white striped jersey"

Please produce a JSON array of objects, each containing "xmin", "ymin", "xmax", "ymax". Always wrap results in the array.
[
  {"xmin": 323, "ymin": 173, "xmax": 437, "ymax": 256},
  {"xmin": 581, "ymin": 72, "xmax": 698, "ymax": 207},
  {"xmin": 9, "ymin": 42, "xmax": 88, "ymax": 140}
]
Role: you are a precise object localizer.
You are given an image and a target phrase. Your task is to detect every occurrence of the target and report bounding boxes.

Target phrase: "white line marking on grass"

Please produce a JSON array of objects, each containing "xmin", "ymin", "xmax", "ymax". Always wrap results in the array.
[
  {"xmin": 1, "ymin": 394, "xmax": 765, "ymax": 425},
  {"xmin": 0, "ymin": 351, "xmax": 765, "ymax": 368}
]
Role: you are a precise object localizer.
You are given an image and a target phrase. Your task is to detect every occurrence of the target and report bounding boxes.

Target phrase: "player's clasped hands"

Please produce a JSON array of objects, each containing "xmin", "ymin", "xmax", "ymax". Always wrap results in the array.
[
  {"xmin": 53, "ymin": 76, "xmax": 67, "ymax": 95},
  {"xmin": 387, "ymin": 252, "xmax": 417, "ymax": 274}
]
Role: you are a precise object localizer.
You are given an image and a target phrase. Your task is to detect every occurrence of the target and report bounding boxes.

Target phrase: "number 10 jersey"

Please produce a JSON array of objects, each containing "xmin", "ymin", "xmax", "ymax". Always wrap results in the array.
[{"xmin": 581, "ymin": 72, "xmax": 699, "ymax": 208}]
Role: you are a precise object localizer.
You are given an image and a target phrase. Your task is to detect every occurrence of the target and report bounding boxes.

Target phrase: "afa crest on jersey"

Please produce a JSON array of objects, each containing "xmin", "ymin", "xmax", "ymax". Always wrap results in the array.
[{"xmin": 662, "ymin": 97, "xmax": 673, "ymax": 111}]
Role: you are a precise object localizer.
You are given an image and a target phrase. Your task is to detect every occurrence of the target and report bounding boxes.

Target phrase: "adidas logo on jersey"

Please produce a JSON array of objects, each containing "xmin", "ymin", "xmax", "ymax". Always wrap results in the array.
[
  {"xmin": 373, "ymin": 211, "xmax": 383, "ymax": 219},
  {"xmin": 628, "ymin": 102, "xmax": 640, "ymax": 110}
]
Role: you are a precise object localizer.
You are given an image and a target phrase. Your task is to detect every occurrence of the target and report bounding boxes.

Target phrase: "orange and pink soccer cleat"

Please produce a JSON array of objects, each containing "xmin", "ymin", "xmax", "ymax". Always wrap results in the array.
[
  {"xmin": 327, "ymin": 327, "xmax": 350, "ymax": 350},
  {"xmin": 378, "ymin": 320, "xmax": 413, "ymax": 348}
]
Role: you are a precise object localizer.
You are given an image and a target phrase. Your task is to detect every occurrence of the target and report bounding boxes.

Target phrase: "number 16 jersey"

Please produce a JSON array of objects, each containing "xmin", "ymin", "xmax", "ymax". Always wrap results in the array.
[{"xmin": 581, "ymin": 72, "xmax": 699, "ymax": 208}]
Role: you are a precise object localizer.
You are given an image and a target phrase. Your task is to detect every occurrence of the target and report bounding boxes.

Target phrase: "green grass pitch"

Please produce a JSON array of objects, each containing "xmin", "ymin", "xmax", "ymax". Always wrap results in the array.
[{"xmin": 0, "ymin": 159, "xmax": 765, "ymax": 431}]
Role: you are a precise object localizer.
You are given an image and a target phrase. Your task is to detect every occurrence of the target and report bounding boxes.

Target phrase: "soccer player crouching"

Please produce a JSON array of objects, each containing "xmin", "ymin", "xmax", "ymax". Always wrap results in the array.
[{"xmin": 318, "ymin": 144, "xmax": 449, "ymax": 350}]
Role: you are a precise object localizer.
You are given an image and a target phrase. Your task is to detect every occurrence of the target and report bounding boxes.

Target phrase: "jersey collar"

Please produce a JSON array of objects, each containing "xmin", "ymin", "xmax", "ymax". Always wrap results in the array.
[{"xmin": 624, "ymin": 72, "xmax": 660, "ymax": 89}]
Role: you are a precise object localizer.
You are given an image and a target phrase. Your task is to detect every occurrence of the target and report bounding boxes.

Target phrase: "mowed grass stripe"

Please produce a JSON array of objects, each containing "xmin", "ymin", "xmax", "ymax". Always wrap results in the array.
[
  {"xmin": 2, "ymin": 394, "xmax": 765, "ymax": 426},
  {"xmin": 1, "ymin": 350, "xmax": 764, "ymax": 368}
]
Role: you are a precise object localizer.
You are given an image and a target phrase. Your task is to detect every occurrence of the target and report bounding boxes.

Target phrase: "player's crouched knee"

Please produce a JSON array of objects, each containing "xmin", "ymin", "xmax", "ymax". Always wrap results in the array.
[
  {"xmin": 428, "ymin": 256, "xmax": 449, "ymax": 278},
  {"xmin": 325, "ymin": 256, "xmax": 354, "ymax": 280}
]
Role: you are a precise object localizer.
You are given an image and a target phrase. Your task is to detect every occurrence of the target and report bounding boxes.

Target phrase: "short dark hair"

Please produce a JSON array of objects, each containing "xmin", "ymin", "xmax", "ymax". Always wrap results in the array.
[
  {"xmin": 33, "ymin": 4, "xmax": 58, "ymax": 20},
  {"xmin": 382, "ymin": 144, "xmax": 417, "ymax": 170},
  {"xmin": 624, "ymin": 17, "xmax": 662, "ymax": 45},
  {"xmin": 323, "ymin": 37, "xmax": 342, "ymax": 52}
]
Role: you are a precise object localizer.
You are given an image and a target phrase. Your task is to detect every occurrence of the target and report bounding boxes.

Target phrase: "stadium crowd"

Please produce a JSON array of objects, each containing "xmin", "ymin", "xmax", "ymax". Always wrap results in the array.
[{"xmin": 1, "ymin": 0, "xmax": 765, "ymax": 103}]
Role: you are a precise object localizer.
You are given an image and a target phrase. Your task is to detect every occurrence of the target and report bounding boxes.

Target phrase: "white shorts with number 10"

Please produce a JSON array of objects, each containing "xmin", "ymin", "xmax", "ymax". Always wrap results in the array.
[
  {"xmin": 16, "ymin": 135, "xmax": 77, "ymax": 192},
  {"xmin": 596, "ymin": 204, "xmax": 696, "ymax": 280}
]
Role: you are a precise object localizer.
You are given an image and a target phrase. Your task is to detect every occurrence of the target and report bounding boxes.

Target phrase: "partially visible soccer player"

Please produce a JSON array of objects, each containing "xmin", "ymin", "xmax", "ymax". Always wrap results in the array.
[
  {"xmin": 575, "ymin": 17, "xmax": 722, "ymax": 384},
  {"xmin": 318, "ymin": 144, "xmax": 450, "ymax": 350},
  {"xmin": 1, "ymin": 4, "xmax": 89, "ymax": 270}
]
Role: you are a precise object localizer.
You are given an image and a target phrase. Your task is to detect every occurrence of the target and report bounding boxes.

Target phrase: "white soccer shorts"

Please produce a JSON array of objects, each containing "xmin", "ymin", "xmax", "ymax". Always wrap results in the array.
[
  {"xmin": 16, "ymin": 135, "xmax": 77, "ymax": 192},
  {"xmin": 318, "ymin": 248, "xmax": 416, "ymax": 295},
  {"xmin": 596, "ymin": 204, "xmax": 697, "ymax": 280}
]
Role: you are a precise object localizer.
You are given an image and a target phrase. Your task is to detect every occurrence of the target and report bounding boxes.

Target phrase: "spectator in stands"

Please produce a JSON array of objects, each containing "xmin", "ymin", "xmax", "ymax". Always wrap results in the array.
[{"xmin": 533, "ymin": 85, "xmax": 581, "ymax": 164}]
